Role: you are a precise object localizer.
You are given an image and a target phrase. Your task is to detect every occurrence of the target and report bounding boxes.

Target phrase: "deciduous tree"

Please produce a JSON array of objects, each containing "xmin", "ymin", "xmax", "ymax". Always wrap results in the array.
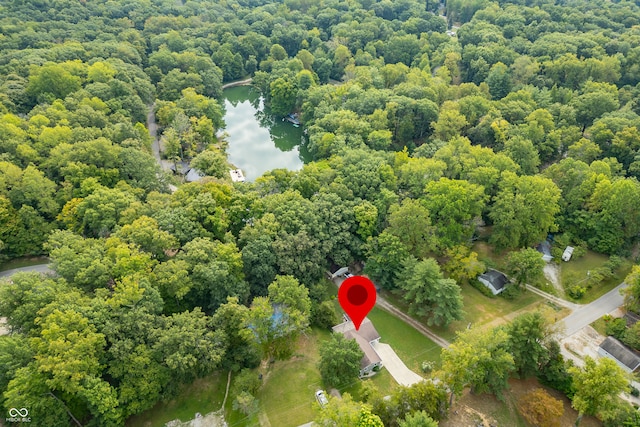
[
  {"xmin": 399, "ymin": 411, "xmax": 438, "ymax": 427},
  {"xmin": 316, "ymin": 393, "xmax": 382, "ymax": 427},
  {"xmin": 505, "ymin": 248, "xmax": 545, "ymax": 288},
  {"xmin": 518, "ymin": 388, "xmax": 564, "ymax": 427},
  {"xmin": 363, "ymin": 231, "xmax": 409, "ymax": 290},
  {"xmin": 489, "ymin": 172, "xmax": 561, "ymax": 249},
  {"xmin": 424, "ymin": 178, "xmax": 487, "ymax": 248},
  {"xmin": 570, "ymin": 357, "xmax": 629, "ymax": 425},
  {"xmin": 441, "ymin": 327, "xmax": 515, "ymax": 404},
  {"xmin": 506, "ymin": 312, "xmax": 550, "ymax": 377},
  {"xmin": 319, "ymin": 333, "xmax": 363, "ymax": 388},
  {"xmin": 386, "ymin": 199, "xmax": 436, "ymax": 259},
  {"xmin": 400, "ymin": 258, "xmax": 463, "ymax": 327}
]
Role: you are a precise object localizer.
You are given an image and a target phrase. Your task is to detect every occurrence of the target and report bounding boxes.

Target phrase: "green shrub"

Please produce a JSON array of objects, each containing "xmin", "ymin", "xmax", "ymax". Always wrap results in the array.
[
  {"xmin": 605, "ymin": 255, "xmax": 623, "ymax": 271},
  {"xmin": 605, "ymin": 317, "xmax": 627, "ymax": 340},
  {"xmin": 421, "ymin": 361, "xmax": 435, "ymax": 373},
  {"xmin": 313, "ymin": 300, "xmax": 340, "ymax": 330},
  {"xmin": 567, "ymin": 284, "xmax": 586, "ymax": 299},
  {"xmin": 469, "ymin": 278, "xmax": 496, "ymax": 298},
  {"xmin": 500, "ymin": 284, "xmax": 521, "ymax": 300},
  {"xmin": 231, "ymin": 368, "xmax": 262, "ymax": 397}
]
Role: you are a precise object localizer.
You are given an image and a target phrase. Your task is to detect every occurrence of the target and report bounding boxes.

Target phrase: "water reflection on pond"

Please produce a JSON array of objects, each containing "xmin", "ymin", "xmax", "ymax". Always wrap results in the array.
[{"xmin": 222, "ymin": 85, "xmax": 311, "ymax": 182}]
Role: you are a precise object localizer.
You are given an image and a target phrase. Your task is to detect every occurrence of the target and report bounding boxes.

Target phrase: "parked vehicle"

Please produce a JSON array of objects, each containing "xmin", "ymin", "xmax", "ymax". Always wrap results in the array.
[{"xmin": 315, "ymin": 390, "xmax": 329, "ymax": 407}]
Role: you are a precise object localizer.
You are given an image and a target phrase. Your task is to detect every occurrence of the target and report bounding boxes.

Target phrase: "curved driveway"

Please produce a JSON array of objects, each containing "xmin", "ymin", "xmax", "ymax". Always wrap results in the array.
[{"xmin": 0, "ymin": 263, "xmax": 53, "ymax": 278}]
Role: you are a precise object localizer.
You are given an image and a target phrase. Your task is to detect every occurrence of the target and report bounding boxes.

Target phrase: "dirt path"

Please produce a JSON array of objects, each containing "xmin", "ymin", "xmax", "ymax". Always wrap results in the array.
[
  {"xmin": 544, "ymin": 262, "xmax": 565, "ymax": 297},
  {"xmin": 147, "ymin": 103, "xmax": 178, "ymax": 192},
  {"xmin": 525, "ymin": 284, "xmax": 579, "ymax": 310},
  {"xmin": 147, "ymin": 103, "xmax": 174, "ymax": 173},
  {"xmin": 221, "ymin": 371, "xmax": 231, "ymax": 410}
]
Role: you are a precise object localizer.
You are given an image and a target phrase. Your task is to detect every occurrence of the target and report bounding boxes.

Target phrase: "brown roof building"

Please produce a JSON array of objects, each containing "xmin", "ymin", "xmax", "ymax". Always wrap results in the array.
[{"xmin": 333, "ymin": 317, "xmax": 382, "ymax": 377}]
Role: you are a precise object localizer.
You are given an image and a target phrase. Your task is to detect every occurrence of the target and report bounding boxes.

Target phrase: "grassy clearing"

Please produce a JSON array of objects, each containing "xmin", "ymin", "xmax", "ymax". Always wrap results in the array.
[
  {"xmin": 560, "ymin": 251, "xmax": 634, "ymax": 303},
  {"xmin": 473, "ymin": 241, "xmax": 509, "ymax": 271},
  {"xmin": 126, "ymin": 372, "xmax": 227, "ymax": 427},
  {"xmin": 368, "ymin": 306, "xmax": 442, "ymax": 372},
  {"xmin": 591, "ymin": 317, "xmax": 609, "ymax": 336},
  {"xmin": 255, "ymin": 329, "xmax": 329, "ymax": 427},
  {"xmin": 342, "ymin": 368, "xmax": 397, "ymax": 400},
  {"xmin": 384, "ymin": 283, "xmax": 543, "ymax": 342}
]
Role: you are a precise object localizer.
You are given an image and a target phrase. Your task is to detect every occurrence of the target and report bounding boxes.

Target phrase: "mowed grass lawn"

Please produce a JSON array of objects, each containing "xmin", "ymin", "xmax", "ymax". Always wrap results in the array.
[
  {"xmin": 368, "ymin": 306, "xmax": 442, "ymax": 373},
  {"xmin": 255, "ymin": 328, "xmax": 329, "ymax": 427},
  {"xmin": 560, "ymin": 250, "xmax": 634, "ymax": 303},
  {"xmin": 383, "ymin": 283, "xmax": 543, "ymax": 343},
  {"xmin": 126, "ymin": 372, "xmax": 227, "ymax": 427}
]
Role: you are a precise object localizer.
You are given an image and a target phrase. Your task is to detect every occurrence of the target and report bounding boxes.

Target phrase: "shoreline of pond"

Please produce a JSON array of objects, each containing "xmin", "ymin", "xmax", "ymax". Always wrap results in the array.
[{"xmin": 221, "ymin": 85, "xmax": 310, "ymax": 182}]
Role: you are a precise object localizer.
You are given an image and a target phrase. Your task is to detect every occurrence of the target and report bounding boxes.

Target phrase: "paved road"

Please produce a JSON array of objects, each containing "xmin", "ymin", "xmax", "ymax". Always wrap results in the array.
[
  {"xmin": 0, "ymin": 263, "xmax": 53, "ymax": 278},
  {"xmin": 371, "ymin": 342, "xmax": 424, "ymax": 386},
  {"xmin": 558, "ymin": 283, "xmax": 628, "ymax": 338}
]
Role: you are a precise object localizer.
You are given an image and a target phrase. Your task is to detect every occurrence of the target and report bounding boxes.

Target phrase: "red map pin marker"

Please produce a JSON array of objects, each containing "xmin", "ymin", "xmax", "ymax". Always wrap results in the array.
[{"xmin": 338, "ymin": 276, "xmax": 376, "ymax": 331}]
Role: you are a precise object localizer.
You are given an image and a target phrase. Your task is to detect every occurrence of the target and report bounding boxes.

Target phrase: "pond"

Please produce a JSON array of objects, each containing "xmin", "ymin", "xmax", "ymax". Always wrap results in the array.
[{"xmin": 222, "ymin": 85, "xmax": 311, "ymax": 182}]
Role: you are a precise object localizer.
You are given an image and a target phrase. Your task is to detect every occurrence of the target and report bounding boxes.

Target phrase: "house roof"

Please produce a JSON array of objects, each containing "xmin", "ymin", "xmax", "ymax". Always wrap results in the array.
[
  {"xmin": 345, "ymin": 330, "xmax": 382, "ymax": 369},
  {"xmin": 478, "ymin": 269, "xmax": 508, "ymax": 291},
  {"xmin": 332, "ymin": 317, "xmax": 380, "ymax": 340},
  {"xmin": 332, "ymin": 317, "xmax": 382, "ymax": 370},
  {"xmin": 185, "ymin": 168, "xmax": 203, "ymax": 182},
  {"xmin": 600, "ymin": 336, "xmax": 640, "ymax": 371},
  {"xmin": 625, "ymin": 312, "xmax": 640, "ymax": 327}
]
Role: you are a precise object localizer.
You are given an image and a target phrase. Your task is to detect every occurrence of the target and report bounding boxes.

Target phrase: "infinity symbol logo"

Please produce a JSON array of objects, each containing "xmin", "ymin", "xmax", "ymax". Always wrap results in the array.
[{"xmin": 8, "ymin": 408, "xmax": 28, "ymax": 417}]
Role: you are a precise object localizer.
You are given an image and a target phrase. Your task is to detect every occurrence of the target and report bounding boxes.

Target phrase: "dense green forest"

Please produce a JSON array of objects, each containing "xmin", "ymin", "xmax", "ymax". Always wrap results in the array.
[{"xmin": 2, "ymin": 0, "xmax": 640, "ymax": 425}]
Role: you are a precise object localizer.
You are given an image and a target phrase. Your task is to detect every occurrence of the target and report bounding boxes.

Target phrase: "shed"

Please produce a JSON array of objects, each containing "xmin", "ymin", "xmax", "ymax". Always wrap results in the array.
[
  {"xmin": 536, "ymin": 240, "xmax": 553, "ymax": 262},
  {"xmin": 478, "ymin": 269, "xmax": 509, "ymax": 295},
  {"xmin": 598, "ymin": 336, "xmax": 640, "ymax": 373},
  {"xmin": 562, "ymin": 246, "xmax": 574, "ymax": 262}
]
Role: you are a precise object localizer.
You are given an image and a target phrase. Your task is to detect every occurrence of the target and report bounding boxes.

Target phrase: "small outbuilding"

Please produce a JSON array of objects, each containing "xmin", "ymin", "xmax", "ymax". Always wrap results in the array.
[
  {"xmin": 562, "ymin": 246, "xmax": 574, "ymax": 262},
  {"xmin": 536, "ymin": 240, "xmax": 553, "ymax": 262},
  {"xmin": 478, "ymin": 269, "xmax": 509, "ymax": 295},
  {"xmin": 598, "ymin": 336, "xmax": 640, "ymax": 373}
]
